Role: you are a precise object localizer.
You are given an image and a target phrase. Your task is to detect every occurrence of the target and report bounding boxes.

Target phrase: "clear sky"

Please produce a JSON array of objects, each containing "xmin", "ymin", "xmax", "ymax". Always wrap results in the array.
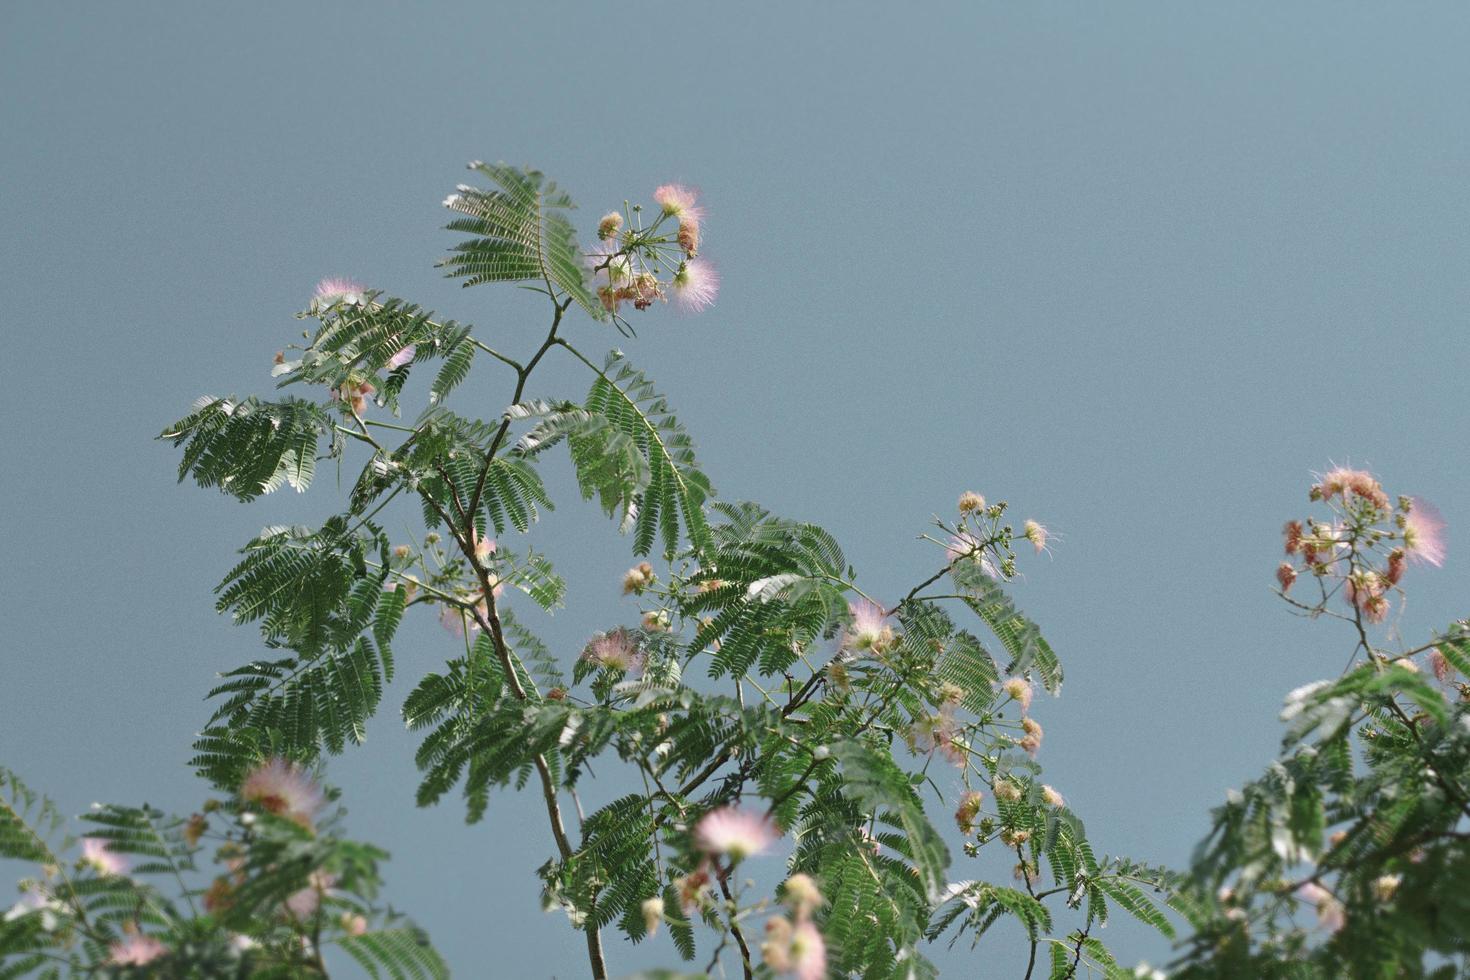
[{"xmin": 3, "ymin": 2, "xmax": 1468, "ymax": 976}]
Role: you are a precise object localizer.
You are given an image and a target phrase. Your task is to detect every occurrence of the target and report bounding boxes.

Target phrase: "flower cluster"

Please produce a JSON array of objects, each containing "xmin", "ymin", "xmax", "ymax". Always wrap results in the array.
[
  {"xmin": 762, "ymin": 873, "xmax": 828, "ymax": 980},
  {"xmin": 1279, "ymin": 467, "xmax": 1446, "ymax": 625},
  {"xmin": 588, "ymin": 184, "xmax": 720, "ymax": 323}
]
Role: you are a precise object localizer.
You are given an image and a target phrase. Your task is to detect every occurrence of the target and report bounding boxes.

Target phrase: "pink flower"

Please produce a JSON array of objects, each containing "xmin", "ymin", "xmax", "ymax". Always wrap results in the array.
[
  {"xmin": 1022, "ymin": 520, "xmax": 1049, "ymax": 554},
  {"xmin": 1405, "ymin": 497, "xmax": 1447, "ymax": 567},
  {"xmin": 581, "ymin": 628, "xmax": 643, "ymax": 672},
  {"xmin": 80, "ymin": 838, "xmax": 128, "ymax": 877},
  {"xmin": 473, "ymin": 531, "xmax": 496, "ymax": 562},
  {"xmin": 313, "ymin": 277, "xmax": 365, "ymax": 309},
  {"xmin": 386, "ymin": 345, "xmax": 416, "ymax": 370},
  {"xmin": 790, "ymin": 920, "xmax": 827, "ymax": 980},
  {"xmin": 693, "ymin": 806, "xmax": 778, "ymax": 861},
  {"xmin": 285, "ymin": 871, "xmax": 338, "ymax": 921},
  {"xmin": 1296, "ymin": 881, "xmax": 1346, "ymax": 932},
  {"xmin": 108, "ymin": 933, "xmax": 167, "ymax": 967},
  {"xmin": 843, "ymin": 599, "xmax": 895, "ymax": 655},
  {"xmin": 653, "ymin": 184, "xmax": 704, "ymax": 224},
  {"xmin": 672, "ymin": 259, "xmax": 719, "ymax": 313},
  {"xmin": 340, "ymin": 913, "xmax": 369, "ymax": 936},
  {"xmin": 1315, "ymin": 467, "xmax": 1389, "ymax": 510},
  {"xmin": 945, "ymin": 533, "xmax": 1000, "ymax": 578},
  {"xmin": 240, "ymin": 758, "xmax": 325, "ymax": 830},
  {"xmin": 1000, "ymin": 676, "xmax": 1034, "ymax": 714},
  {"xmin": 1430, "ymin": 647, "xmax": 1452, "ymax": 683},
  {"xmin": 911, "ymin": 706, "xmax": 965, "ymax": 767}
]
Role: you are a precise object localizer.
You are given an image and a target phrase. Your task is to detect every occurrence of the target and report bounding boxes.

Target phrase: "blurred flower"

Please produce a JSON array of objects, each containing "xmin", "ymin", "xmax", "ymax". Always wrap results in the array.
[
  {"xmin": 598, "ymin": 211, "xmax": 624, "ymax": 240},
  {"xmin": 672, "ymin": 259, "xmax": 719, "ymax": 313},
  {"xmin": 240, "ymin": 758, "xmax": 325, "ymax": 830},
  {"xmin": 954, "ymin": 790, "xmax": 985, "ymax": 832},
  {"xmin": 386, "ymin": 344, "xmax": 416, "ymax": 370},
  {"xmin": 1404, "ymin": 496, "xmax": 1447, "ymax": 567},
  {"xmin": 1042, "ymin": 784, "xmax": 1065, "ymax": 807},
  {"xmin": 641, "ymin": 609, "xmax": 672, "ymax": 633},
  {"xmin": 694, "ymin": 806, "xmax": 777, "ymax": 861},
  {"xmin": 1371, "ymin": 874, "xmax": 1402, "ymax": 902},
  {"xmin": 1295, "ymin": 881, "xmax": 1345, "ymax": 932},
  {"xmin": 1283, "ymin": 520, "xmax": 1304, "ymax": 555},
  {"xmin": 109, "ymin": 933, "xmax": 167, "ymax": 967},
  {"xmin": 790, "ymin": 920, "xmax": 826, "ymax": 980},
  {"xmin": 4, "ymin": 883, "xmax": 63, "ymax": 931},
  {"xmin": 80, "ymin": 838, "xmax": 128, "ymax": 877},
  {"xmin": 993, "ymin": 779, "xmax": 1022, "ymax": 803},
  {"xmin": 622, "ymin": 562, "xmax": 655, "ymax": 595},
  {"xmin": 1276, "ymin": 562, "xmax": 1297, "ymax": 592},
  {"xmin": 285, "ymin": 871, "xmax": 338, "ymax": 921},
  {"xmin": 313, "ymin": 277, "xmax": 365, "ymax": 310},
  {"xmin": 781, "ymin": 874, "xmax": 825, "ymax": 920},
  {"xmin": 945, "ymin": 532, "xmax": 1000, "ymax": 578},
  {"xmin": 340, "ymin": 913, "xmax": 369, "ymax": 936},
  {"xmin": 641, "ymin": 896, "xmax": 664, "ymax": 937}
]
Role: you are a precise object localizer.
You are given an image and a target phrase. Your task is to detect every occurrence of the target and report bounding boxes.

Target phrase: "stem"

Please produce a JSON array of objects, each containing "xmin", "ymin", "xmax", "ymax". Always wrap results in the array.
[{"xmin": 422, "ymin": 294, "xmax": 607, "ymax": 979}]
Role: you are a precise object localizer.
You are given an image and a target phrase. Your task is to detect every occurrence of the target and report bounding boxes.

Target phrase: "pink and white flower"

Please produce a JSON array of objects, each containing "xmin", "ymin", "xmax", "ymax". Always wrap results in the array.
[
  {"xmin": 945, "ymin": 532, "xmax": 1000, "ymax": 578},
  {"xmin": 312, "ymin": 277, "xmax": 365, "ymax": 310},
  {"xmin": 285, "ymin": 870, "xmax": 338, "ymax": 921},
  {"xmin": 843, "ymin": 599, "xmax": 895, "ymax": 655},
  {"xmin": 80, "ymin": 838, "xmax": 128, "ymax": 877},
  {"xmin": 108, "ymin": 933, "xmax": 167, "ymax": 967},
  {"xmin": 1296, "ymin": 881, "xmax": 1346, "ymax": 932},
  {"xmin": 386, "ymin": 344, "xmax": 416, "ymax": 370},
  {"xmin": 1000, "ymin": 676, "xmax": 1034, "ymax": 713},
  {"xmin": 653, "ymin": 184, "xmax": 704, "ymax": 224},
  {"xmin": 240, "ymin": 758, "xmax": 325, "ymax": 830},
  {"xmin": 582, "ymin": 628, "xmax": 643, "ymax": 672},
  {"xmin": 1404, "ymin": 496, "xmax": 1447, "ymax": 567},
  {"xmin": 790, "ymin": 920, "xmax": 827, "ymax": 980},
  {"xmin": 693, "ymin": 806, "xmax": 777, "ymax": 861},
  {"xmin": 672, "ymin": 259, "xmax": 719, "ymax": 313}
]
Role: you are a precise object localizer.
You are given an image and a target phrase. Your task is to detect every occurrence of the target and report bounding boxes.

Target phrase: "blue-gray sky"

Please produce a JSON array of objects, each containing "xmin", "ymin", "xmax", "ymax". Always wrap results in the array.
[{"xmin": 3, "ymin": 2, "xmax": 1468, "ymax": 976}]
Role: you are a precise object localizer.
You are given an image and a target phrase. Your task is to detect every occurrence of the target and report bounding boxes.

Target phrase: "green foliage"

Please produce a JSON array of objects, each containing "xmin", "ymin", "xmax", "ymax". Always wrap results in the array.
[
  {"xmin": 162, "ymin": 395, "xmax": 338, "ymax": 500},
  {"xmin": 439, "ymin": 161, "xmax": 604, "ymax": 320},
  {"xmin": 146, "ymin": 159, "xmax": 1181, "ymax": 978},
  {"xmin": 518, "ymin": 351, "xmax": 713, "ymax": 558}
]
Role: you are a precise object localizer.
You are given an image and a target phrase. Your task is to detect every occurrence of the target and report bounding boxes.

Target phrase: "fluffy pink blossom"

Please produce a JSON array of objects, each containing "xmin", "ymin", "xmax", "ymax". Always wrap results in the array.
[
  {"xmin": 945, "ymin": 532, "xmax": 1000, "ymax": 578},
  {"xmin": 581, "ymin": 628, "xmax": 643, "ymax": 672},
  {"xmin": 1022, "ymin": 519, "xmax": 1049, "ymax": 554},
  {"xmin": 912, "ymin": 707, "xmax": 965, "ymax": 767},
  {"xmin": 1296, "ymin": 881, "xmax": 1346, "ymax": 932},
  {"xmin": 653, "ymin": 184, "xmax": 704, "ymax": 224},
  {"xmin": 1430, "ymin": 647, "xmax": 1452, "ymax": 684},
  {"xmin": 386, "ymin": 345, "xmax": 416, "ymax": 370},
  {"xmin": 693, "ymin": 806, "xmax": 777, "ymax": 861},
  {"xmin": 108, "ymin": 933, "xmax": 167, "ymax": 967},
  {"xmin": 240, "ymin": 758, "xmax": 325, "ymax": 830},
  {"xmin": 1404, "ymin": 497, "xmax": 1447, "ymax": 567},
  {"xmin": 843, "ymin": 599, "xmax": 895, "ymax": 655},
  {"xmin": 1000, "ymin": 676, "xmax": 1034, "ymax": 714},
  {"xmin": 790, "ymin": 920, "xmax": 827, "ymax": 980},
  {"xmin": 672, "ymin": 259, "xmax": 719, "ymax": 313},
  {"xmin": 313, "ymin": 277, "xmax": 365, "ymax": 309},
  {"xmin": 285, "ymin": 871, "xmax": 338, "ymax": 921},
  {"xmin": 1316, "ymin": 467, "xmax": 1389, "ymax": 510},
  {"xmin": 80, "ymin": 838, "xmax": 128, "ymax": 877}
]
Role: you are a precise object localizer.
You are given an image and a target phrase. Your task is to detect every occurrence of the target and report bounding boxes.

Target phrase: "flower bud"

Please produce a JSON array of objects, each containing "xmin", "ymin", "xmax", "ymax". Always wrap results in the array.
[
  {"xmin": 598, "ymin": 212, "xmax": 623, "ymax": 240},
  {"xmin": 1276, "ymin": 562, "xmax": 1297, "ymax": 592}
]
